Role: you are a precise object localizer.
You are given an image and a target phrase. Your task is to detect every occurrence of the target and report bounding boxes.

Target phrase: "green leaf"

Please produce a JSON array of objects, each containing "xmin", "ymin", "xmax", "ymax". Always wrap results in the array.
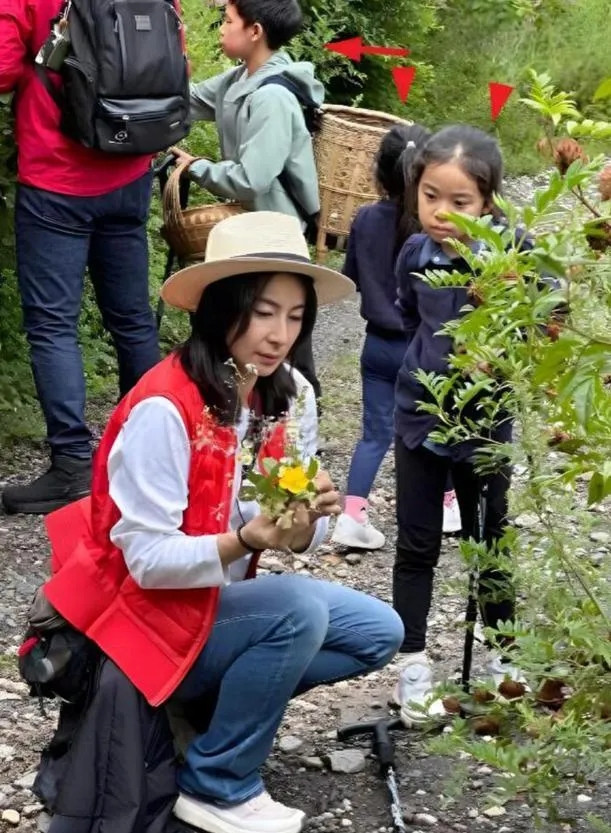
[
  {"xmin": 593, "ymin": 78, "xmax": 611, "ymax": 102},
  {"xmin": 306, "ymin": 456, "xmax": 319, "ymax": 479}
]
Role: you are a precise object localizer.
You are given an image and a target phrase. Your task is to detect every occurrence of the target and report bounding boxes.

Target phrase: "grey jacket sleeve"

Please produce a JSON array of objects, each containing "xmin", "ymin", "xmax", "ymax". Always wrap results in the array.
[
  {"xmin": 189, "ymin": 71, "xmax": 230, "ymax": 122},
  {"xmin": 188, "ymin": 86, "xmax": 293, "ymax": 201}
]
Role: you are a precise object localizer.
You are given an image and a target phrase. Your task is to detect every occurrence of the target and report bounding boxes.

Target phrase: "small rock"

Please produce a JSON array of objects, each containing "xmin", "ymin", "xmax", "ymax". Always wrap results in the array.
[
  {"xmin": 0, "ymin": 744, "xmax": 15, "ymax": 760},
  {"xmin": 1, "ymin": 809, "xmax": 20, "ymax": 826},
  {"xmin": 23, "ymin": 804, "xmax": 43, "ymax": 817},
  {"xmin": 483, "ymin": 806, "xmax": 506, "ymax": 817},
  {"xmin": 14, "ymin": 771, "xmax": 37, "ymax": 789},
  {"xmin": 589, "ymin": 531, "xmax": 610, "ymax": 544},
  {"xmin": 514, "ymin": 513, "xmax": 538, "ymax": 529},
  {"xmin": 414, "ymin": 812, "xmax": 438, "ymax": 825},
  {"xmin": 258, "ymin": 556, "xmax": 286, "ymax": 573},
  {"xmin": 576, "ymin": 794, "xmax": 593, "ymax": 803},
  {"xmin": 334, "ymin": 568, "xmax": 350, "ymax": 579},
  {"xmin": 300, "ymin": 756, "xmax": 325, "ymax": 770},
  {"xmin": 278, "ymin": 735, "xmax": 304, "ymax": 754},
  {"xmin": 340, "ymin": 820, "xmax": 353, "ymax": 828},
  {"xmin": 327, "ymin": 750, "xmax": 367, "ymax": 774},
  {"xmin": 345, "ymin": 553, "xmax": 362, "ymax": 566}
]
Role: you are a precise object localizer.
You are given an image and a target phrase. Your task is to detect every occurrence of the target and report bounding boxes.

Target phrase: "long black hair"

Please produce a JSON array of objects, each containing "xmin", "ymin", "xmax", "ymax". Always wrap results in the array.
[
  {"xmin": 404, "ymin": 124, "xmax": 504, "ymax": 238},
  {"xmin": 373, "ymin": 123, "xmax": 431, "ymax": 257},
  {"xmin": 178, "ymin": 271, "xmax": 318, "ymax": 424}
]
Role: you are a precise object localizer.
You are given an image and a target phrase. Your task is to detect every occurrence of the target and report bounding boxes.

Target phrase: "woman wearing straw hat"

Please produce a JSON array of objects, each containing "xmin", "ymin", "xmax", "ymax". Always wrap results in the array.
[{"xmin": 40, "ymin": 211, "xmax": 404, "ymax": 833}]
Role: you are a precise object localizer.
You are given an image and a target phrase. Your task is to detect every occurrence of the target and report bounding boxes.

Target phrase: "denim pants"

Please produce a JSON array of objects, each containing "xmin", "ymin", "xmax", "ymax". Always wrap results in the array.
[
  {"xmin": 15, "ymin": 174, "xmax": 160, "ymax": 459},
  {"xmin": 173, "ymin": 574, "xmax": 404, "ymax": 804},
  {"xmin": 394, "ymin": 439, "xmax": 514, "ymax": 653},
  {"xmin": 346, "ymin": 332, "xmax": 407, "ymax": 497}
]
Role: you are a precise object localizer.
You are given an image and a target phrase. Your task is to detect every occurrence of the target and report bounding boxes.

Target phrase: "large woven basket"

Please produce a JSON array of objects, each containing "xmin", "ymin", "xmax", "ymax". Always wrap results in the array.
[
  {"xmin": 313, "ymin": 105, "xmax": 412, "ymax": 261},
  {"xmin": 161, "ymin": 161, "xmax": 246, "ymax": 261}
]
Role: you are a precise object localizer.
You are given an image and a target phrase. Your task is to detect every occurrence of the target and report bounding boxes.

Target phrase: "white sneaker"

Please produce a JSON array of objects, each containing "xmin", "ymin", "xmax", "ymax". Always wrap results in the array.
[
  {"xmin": 442, "ymin": 490, "xmax": 462, "ymax": 534},
  {"xmin": 392, "ymin": 653, "xmax": 448, "ymax": 727},
  {"xmin": 331, "ymin": 512, "xmax": 385, "ymax": 550},
  {"xmin": 174, "ymin": 790, "xmax": 306, "ymax": 833}
]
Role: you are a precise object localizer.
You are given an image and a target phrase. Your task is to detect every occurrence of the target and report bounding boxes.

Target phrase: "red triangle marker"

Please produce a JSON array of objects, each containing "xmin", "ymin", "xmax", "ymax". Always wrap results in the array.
[
  {"xmin": 392, "ymin": 66, "xmax": 416, "ymax": 103},
  {"xmin": 489, "ymin": 82, "xmax": 514, "ymax": 120}
]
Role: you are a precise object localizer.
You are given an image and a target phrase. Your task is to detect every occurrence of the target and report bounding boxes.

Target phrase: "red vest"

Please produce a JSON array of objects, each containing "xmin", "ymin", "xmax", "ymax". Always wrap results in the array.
[{"xmin": 43, "ymin": 355, "xmax": 285, "ymax": 706}]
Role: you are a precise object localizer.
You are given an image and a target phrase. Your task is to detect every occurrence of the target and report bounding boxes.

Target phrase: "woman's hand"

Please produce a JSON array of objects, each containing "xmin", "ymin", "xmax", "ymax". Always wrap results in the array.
[
  {"xmin": 169, "ymin": 145, "xmax": 198, "ymax": 172},
  {"xmin": 308, "ymin": 469, "xmax": 341, "ymax": 523},
  {"xmin": 240, "ymin": 512, "xmax": 312, "ymax": 554}
]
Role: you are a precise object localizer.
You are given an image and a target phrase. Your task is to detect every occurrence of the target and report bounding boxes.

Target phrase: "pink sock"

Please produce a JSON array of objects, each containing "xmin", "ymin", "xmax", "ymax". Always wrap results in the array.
[{"xmin": 344, "ymin": 495, "xmax": 368, "ymax": 523}]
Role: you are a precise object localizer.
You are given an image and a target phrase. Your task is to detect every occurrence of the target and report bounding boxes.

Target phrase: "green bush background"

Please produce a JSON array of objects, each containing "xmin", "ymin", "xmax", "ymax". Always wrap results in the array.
[{"xmin": 1, "ymin": 0, "xmax": 609, "ymax": 442}]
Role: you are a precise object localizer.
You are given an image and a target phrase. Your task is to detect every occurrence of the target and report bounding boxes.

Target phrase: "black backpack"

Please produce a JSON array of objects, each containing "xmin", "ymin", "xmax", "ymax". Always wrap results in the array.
[
  {"xmin": 256, "ymin": 74, "xmax": 322, "ymax": 239},
  {"xmin": 35, "ymin": 0, "xmax": 191, "ymax": 154}
]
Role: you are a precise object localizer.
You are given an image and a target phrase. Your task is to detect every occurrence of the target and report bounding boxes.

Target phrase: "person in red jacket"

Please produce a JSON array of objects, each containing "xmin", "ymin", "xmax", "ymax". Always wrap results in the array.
[
  {"xmin": 42, "ymin": 211, "xmax": 405, "ymax": 833},
  {"xmin": 0, "ymin": 0, "xmax": 160, "ymax": 516}
]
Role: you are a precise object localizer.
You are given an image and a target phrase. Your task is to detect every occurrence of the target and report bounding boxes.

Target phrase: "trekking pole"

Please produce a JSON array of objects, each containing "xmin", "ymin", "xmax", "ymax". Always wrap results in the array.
[
  {"xmin": 460, "ymin": 481, "xmax": 488, "ymax": 694},
  {"xmin": 337, "ymin": 717, "xmax": 407, "ymax": 832}
]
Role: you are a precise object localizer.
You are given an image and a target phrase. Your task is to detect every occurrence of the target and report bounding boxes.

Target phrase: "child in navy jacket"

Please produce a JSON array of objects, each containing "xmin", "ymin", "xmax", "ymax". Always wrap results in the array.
[
  {"xmin": 332, "ymin": 124, "xmax": 465, "ymax": 550},
  {"xmin": 392, "ymin": 125, "xmax": 524, "ymax": 726}
]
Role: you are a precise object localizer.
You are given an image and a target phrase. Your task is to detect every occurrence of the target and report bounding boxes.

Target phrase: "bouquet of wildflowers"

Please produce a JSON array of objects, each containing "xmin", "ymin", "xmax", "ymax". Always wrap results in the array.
[{"xmin": 239, "ymin": 391, "xmax": 320, "ymax": 529}]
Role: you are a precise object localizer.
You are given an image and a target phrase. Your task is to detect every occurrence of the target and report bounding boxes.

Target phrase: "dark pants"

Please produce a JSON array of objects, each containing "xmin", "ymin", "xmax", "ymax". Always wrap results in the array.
[
  {"xmin": 394, "ymin": 438, "xmax": 514, "ymax": 653},
  {"xmin": 15, "ymin": 173, "xmax": 160, "ymax": 459},
  {"xmin": 346, "ymin": 332, "xmax": 407, "ymax": 497}
]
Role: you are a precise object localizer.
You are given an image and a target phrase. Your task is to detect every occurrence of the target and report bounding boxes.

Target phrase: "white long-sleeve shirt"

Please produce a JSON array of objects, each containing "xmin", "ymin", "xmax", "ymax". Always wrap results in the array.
[{"xmin": 107, "ymin": 377, "xmax": 327, "ymax": 590}]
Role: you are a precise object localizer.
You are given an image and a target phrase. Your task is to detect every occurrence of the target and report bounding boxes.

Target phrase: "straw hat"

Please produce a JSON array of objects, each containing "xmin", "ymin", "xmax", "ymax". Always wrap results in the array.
[{"xmin": 160, "ymin": 211, "xmax": 355, "ymax": 311}]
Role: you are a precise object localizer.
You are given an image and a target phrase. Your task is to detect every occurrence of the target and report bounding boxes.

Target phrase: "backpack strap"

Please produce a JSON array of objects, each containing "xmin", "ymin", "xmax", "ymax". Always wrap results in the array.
[
  {"xmin": 250, "ymin": 75, "xmax": 320, "ymax": 235},
  {"xmin": 34, "ymin": 64, "xmax": 65, "ymax": 110}
]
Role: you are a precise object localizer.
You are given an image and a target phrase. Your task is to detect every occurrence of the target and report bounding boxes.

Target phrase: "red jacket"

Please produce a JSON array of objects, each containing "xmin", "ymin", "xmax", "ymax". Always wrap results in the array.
[
  {"xmin": 0, "ymin": 0, "xmax": 152, "ymax": 195},
  {"xmin": 43, "ymin": 355, "xmax": 286, "ymax": 706}
]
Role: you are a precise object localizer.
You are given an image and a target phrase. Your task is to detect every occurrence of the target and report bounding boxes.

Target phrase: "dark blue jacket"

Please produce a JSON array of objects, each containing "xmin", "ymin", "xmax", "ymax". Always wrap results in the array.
[
  {"xmin": 342, "ymin": 200, "xmax": 406, "ymax": 336},
  {"xmin": 394, "ymin": 233, "xmax": 511, "ymax": 456}
]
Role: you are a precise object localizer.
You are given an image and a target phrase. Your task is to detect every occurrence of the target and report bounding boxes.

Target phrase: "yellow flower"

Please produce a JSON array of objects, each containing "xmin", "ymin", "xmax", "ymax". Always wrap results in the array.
[{"xmin": 278, "ymin": 465, "xmax": 309, "ymax": 495}]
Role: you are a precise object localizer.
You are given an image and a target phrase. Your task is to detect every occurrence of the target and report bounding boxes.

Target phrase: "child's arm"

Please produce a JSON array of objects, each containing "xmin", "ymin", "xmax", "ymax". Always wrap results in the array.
[
  {"xmin": 188, "ymin": 85, "xmax": 295, "ymax": 201},
  {"xmin": 342, "ymin": 214, "xmax": 361, "ymax": 289},
  {"xmin": 395, "ymin": 240, "xmax": 421, "ymax": 338},
  {"xmin": 189, "ymin": 68, "xmax": 234, "ymax": 122}
]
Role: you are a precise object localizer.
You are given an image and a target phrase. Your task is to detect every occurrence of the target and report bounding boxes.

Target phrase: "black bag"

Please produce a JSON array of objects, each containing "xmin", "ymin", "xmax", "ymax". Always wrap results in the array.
[
  {"xmin": 35, "ymin": 0, "xmax": 190, "ymax": 154},
  {"xmin": 256, "ymin": 74, "xmax": 322, "ymax": 240},
  {"xmin": 18, "ymin": 587, "xmax": 97, "ymax": 705}
]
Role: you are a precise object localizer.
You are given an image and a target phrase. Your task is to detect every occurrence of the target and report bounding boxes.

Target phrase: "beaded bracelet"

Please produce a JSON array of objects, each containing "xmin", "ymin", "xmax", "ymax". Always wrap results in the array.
[{"xmin": 236, "ymin": 523, "xmax": 255, "ymax": 552}]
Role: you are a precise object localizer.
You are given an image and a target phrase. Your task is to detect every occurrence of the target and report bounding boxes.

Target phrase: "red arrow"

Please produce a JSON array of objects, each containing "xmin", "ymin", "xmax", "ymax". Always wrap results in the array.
[
  {"xmin": 489, "ymin": 82, "xmax": 515, "ymax": 120},
  {"xmin": 324, "ymin": 37, "xmax": 409, "ymax": 62},
  {"xmin": 392, "ymin": 66, "xmax": 416, "ymax": 103}
]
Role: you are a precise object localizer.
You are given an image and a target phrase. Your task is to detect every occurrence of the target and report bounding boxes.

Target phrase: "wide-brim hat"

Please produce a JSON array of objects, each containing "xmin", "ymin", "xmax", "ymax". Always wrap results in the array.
[{"xmin": 160, "ymin": 211, "xmax": 355, "ymax": 311}]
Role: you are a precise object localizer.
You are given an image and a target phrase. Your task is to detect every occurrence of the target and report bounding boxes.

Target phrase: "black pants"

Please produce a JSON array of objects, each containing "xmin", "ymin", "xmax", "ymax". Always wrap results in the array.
[
  {"xmin": 292, "ymin": 334, "xmax": 322, "ymax": 401},
  {"xmin": 394, "ymin": 438, "xmax": 515, "ymax": 653}
]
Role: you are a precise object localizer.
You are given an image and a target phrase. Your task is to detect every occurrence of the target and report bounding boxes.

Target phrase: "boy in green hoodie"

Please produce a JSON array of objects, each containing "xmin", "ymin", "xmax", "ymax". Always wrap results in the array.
[
  {"xmin": 171, "ymin": 0, "xmax": 323, "ymax": 399},
  {"xmin": 173, "ymin": 0, "xmax": 322, "ymax": 221}
]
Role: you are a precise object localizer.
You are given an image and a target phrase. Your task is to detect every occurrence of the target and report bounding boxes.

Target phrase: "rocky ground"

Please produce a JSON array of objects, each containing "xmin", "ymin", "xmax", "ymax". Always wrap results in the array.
[{"xmin": 0, "ymin": 172, "xmax": 609, "ymax": 832}]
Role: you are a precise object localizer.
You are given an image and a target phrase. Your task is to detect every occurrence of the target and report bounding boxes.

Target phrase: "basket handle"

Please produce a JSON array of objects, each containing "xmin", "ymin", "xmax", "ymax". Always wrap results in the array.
[{"xmin": 162, "ymin": 160, "xmax": 201, "ymax": 228}]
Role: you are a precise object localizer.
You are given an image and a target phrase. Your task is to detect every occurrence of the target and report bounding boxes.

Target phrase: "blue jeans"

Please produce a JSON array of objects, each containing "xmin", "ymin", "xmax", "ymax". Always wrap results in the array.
[
  {"xmin": 15, "ymin": 174, "xmax": 160, "ymax": 459},
  {"xmin": 174, "ymin": 574, "xmax": 404, "ymax": 804},
  {"xmin": 346, "ymin": 333, "xmax": 407, "ymax": 497}
]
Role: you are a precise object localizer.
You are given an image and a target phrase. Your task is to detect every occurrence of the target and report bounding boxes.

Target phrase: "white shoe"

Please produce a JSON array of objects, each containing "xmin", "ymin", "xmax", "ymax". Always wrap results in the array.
[
  {"xmin": 442, "ymin": 490, "xmax": 462, "ymax": 534},
  {"xmin": 331, "ymin": 512, "xmax": 385, "ymax": 550},
  {"xmin": 174, "ymin": 790, "xmax": 306, "ymax": 833},
  {"xmin": 392, "ymin": 653, "xmax": 447, "ymax": 727}
]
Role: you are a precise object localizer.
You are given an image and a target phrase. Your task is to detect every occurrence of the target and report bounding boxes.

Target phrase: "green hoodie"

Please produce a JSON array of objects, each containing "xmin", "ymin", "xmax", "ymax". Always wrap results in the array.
[{"xmin": 188, "ymin": 51, "xmax": 324, "ymax": 221}]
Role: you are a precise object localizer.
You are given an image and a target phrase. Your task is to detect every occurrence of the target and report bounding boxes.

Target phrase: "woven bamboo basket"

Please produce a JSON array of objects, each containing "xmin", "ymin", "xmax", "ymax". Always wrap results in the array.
[
  {"xmin": 313, "ymin": 105, "xmax": 412, "ymax": 262},
  {"xmin": 161, "ymin": 161, "xmax": 246, "ymax": 261}
]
